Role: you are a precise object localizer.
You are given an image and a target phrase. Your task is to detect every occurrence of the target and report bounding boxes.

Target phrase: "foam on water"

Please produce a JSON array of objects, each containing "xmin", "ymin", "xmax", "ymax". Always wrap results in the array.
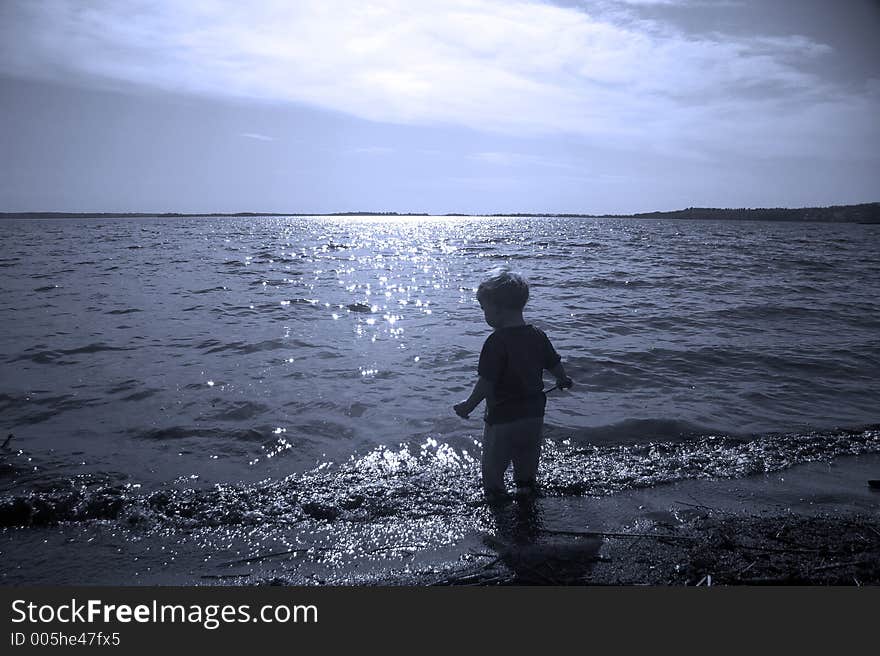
[{"xmin": 2, "ymin": 427, "xmax": 877, "ymax": 530}]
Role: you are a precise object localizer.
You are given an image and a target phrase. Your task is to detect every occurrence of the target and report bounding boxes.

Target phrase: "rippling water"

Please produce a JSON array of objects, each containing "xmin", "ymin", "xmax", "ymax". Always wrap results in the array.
[{"xmin": 1, "ymin": 215, "xmax": 879, "ymax": 581}]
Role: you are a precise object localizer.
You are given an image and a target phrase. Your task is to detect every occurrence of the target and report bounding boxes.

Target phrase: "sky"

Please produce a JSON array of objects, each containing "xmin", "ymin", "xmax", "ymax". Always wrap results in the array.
[{"xmin": 1, "ymin": 0, "xmax": 878, "ymax": 215}]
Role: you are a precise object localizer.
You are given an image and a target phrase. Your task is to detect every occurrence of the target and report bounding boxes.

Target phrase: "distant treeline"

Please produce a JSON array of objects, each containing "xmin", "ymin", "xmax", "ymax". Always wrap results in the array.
[
  {"xmin": 487, "ymin": 202, "xmax": 880, "ymax": 223},
  {"xmin": 622, "ymin": 202, "xmax": 880, "ymax": 223},
  {"xmin": 2, "ymin": 203, "xmax": 878, "ymax": 222}
]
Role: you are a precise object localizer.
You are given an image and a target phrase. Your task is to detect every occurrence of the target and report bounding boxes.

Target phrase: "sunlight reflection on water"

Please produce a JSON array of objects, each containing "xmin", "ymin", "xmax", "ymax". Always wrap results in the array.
[{"xmin": 0, "ymin": 215, "xmax": 878, "ymax": 494}]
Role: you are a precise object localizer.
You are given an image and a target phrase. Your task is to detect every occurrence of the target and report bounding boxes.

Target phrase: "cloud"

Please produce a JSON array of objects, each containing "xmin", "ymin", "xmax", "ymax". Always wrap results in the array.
[
  {"xmin": 610, "ymin": 0, "xmax": 688, "ymax": 5},
  {"xmin": 239, "ymin": 132, "xmax": 274, "ymax": 141},
  {"xmin": 602, "ymin": 0, "xmax": 745, "ymax": 8},
  {"xmin": 350, "ymin": 146, "xmax": 394, "ymax": 155},
  {"xmin": 1, "ymin": 0, "xmax": 877, "ymax": 159},
  {"xmin": 468, "ymin": 151, "xmax": 577, "ymax": 170}
]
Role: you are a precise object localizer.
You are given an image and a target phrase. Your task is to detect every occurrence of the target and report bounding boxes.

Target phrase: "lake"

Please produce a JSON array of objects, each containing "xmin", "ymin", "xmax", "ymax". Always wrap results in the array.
[{"xmin": 1, "ymin": 215, "xmax": 878, "ymax": 583}]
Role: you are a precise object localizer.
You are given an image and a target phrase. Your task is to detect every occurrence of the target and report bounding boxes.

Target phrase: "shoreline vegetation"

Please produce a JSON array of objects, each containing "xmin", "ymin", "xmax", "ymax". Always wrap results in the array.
[{"xmin": 1, "ymin": 202, "xmax": 878, "ymax": 223}]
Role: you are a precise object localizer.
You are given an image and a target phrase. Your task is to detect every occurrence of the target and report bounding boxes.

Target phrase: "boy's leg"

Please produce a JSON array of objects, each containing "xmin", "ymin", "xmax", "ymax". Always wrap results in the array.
[
  {"xmin": 509, "ymin": 416, "xmax": 543, "ymax": 491},
  {"xmin": 481, "ymin": 423, "xmax": 512, "ymax": 497}
]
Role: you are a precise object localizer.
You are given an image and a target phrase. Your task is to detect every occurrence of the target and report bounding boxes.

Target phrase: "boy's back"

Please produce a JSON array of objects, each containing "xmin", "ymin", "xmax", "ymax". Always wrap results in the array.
[{"xmin": 478, "ymin": 324, "xmax": 561, "ymax": 425}]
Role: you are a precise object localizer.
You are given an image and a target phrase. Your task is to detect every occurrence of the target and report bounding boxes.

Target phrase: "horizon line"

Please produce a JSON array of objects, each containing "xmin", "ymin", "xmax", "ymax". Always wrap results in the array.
[{"xmin": 1, "ymin": 201, "xmax": 878, "ymax": 219}]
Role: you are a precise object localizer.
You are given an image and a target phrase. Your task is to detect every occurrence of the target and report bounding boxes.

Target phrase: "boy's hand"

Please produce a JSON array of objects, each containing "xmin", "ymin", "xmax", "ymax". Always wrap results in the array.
[
  {"xmin": 453, "ymin": 401, "xmax": 472, "ymax": 418},
  {"xmin": 557, "ymin": 376, "xmax": 574, "ymax": 390}
]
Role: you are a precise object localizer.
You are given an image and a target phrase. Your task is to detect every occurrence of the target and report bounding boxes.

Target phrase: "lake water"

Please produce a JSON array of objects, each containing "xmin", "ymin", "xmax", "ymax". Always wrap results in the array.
[{"xmin": 1, "ymin": 215, "xmax": 879, "ymax": 583}]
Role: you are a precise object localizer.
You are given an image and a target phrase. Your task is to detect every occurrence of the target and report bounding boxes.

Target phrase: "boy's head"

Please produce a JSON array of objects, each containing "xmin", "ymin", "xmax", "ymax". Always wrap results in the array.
[{"xmin": 477, "ymin": 268, "xmax": 529, "ymax": 327}]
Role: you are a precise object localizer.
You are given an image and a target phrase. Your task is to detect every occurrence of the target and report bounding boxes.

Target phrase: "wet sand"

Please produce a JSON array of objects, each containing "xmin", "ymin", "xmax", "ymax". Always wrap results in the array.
[
  {"xmin": 346, "ymin": 452, "xmax": 880, "ymax": 586},
  {"xmin": 422, "ymin": 453, "xmax": 880, "ymax": 586},
  {"xmin": 3, "ymin": 454, "xmax": 878, "ymax": 586},
  {"xmin": 246, "ymin": 453, "xmax": 880, "ymax": 586}
]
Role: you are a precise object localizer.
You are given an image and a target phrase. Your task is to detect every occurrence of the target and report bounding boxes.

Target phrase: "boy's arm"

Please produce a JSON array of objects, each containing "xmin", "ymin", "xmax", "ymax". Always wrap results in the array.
[
  {"xmin": 453, "ymin": 376, "xmax": 492, "ymax": 418},
  {"xmin": 547, "ymin": 362, "xmax": 573, "ymax": 389}
]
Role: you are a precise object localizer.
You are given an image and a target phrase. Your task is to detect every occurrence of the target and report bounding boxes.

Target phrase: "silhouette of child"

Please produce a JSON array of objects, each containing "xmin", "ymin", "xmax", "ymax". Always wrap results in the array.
[{"xmin": 454, "ymin": 268, "xmax": 572, "ymax": 504}]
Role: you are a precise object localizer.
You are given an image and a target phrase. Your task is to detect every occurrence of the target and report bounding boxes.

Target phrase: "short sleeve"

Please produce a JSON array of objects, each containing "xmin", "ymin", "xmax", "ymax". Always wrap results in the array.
[
  {"xmin": 477, "ymin": 333, "xmax": 506, "ymax": 382},
  {"xmin": 541, "ymin": 329, "xmax": 562, "ymax": 369}
]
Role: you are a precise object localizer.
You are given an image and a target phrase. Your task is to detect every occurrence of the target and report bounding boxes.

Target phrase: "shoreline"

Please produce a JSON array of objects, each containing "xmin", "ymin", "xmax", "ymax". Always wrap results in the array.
[
  {"xmin": 420, "ymin": 511, "xmax": 880, "ymax": 586},
  {"xmin": 366, "ymin": 453, "xmax": 880, "ymax": 586},
  {"xmin": 1, "ymin": 201, "xmax": 878, "ymax": 223},
  {"xmin": 3, "ymin": 453, "xmax": 878, "ymax": 586}
]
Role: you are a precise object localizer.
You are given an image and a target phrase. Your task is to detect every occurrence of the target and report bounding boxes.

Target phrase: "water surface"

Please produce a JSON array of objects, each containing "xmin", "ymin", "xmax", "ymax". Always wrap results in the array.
[{"xmin": 1, "ymin": 215, "xmax": 878, "ymax": 583}]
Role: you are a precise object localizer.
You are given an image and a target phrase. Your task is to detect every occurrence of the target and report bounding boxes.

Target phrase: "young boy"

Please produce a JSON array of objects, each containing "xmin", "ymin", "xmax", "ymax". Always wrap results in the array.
[{"xmin": 453, "ymin": 268, "xmax": 572, "ymax": 503}]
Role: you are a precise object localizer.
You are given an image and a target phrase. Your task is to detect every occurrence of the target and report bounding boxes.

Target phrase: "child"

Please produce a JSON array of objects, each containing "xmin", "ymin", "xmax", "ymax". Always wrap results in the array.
[{"xmin": 453, "ymin": 268, "xmax": 572, "ymax": 504}]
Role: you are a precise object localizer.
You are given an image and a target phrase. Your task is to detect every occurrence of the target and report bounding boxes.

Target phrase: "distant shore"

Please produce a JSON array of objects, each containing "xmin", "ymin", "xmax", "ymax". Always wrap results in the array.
[{"xmin": 1, "ymin": 202, "xmax": 878, "ymax": 223}]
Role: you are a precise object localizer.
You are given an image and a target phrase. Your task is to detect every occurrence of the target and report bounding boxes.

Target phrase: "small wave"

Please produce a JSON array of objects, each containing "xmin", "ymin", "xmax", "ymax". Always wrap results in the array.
[
  {"xmin": 484, "ymin": 253, "xmax": 532, "ymax": 260},
  {"xmin": 713, "ymin": 304, "xmax": 828, "ymax": 321},
  {"xmin": 131, "ymin": 426, "xmax": 266, "ymax": 442},
  {"xmin": 542, "ymin": 427, "xmax": 880, "ymax": 495},
  {"xmin": 562, "ymin": 418, "xmax": 721, "ymax": 446},
  {"xmin": 788, "ymin": 258, "xmax": 835, "ymax": 270},
  {"xmin": 588, "ymin": 277, "xmax": 653, "ymax": 288},
  {"xmin": 3, "ymin": 341, "xmax": 112, "ymax": 366},
  {"xmin": 59, "ymin": 343, "xmax": 133, "ymax": 356},
  {"xmin": 249, "ymin": 278, "xmax": 290, "ymax": 287},
  {"xmin": 119, "ymin": 389, "xmax": 159, "ymax": 402},
  {"xmin": 202, "ymin": 401, "xmax": 271, "ymax": 421},
  {"xmin": 106, "ymin": 379, "xmax": 140, "ymax": 394},
  {"xmin": 199, "ymin": 339, "xmax": 288, "ymax": 355},
  {"xmin": 1, "ymin": 427, "xmax": 877, "ymax": 529},
  {"xmin": 190, "ymin": 286, "xmax": 227, "ymax": 295},
  {"xmin": 0, "ymin": 393, "xmax": 18, "ymax": 412},
  {"xmin": 13, "ymin": 394, "xmax": 107, "ymax": 423},
  {"xmin": 10, "ymin": 350, "xmax": 79, "ymax": 365}
]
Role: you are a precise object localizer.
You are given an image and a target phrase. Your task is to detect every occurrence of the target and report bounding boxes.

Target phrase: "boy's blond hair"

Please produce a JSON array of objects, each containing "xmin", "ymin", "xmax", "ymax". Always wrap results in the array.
[{"xmin": 476, "ymin": 267, "xmax": 529, "ymax": 310}]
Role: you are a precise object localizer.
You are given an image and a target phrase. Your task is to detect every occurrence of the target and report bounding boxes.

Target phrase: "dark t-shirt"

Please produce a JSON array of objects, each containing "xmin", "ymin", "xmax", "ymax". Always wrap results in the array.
[{"xmin": 478, "ymin": 324, "xmax": 562, "ymax": 425}]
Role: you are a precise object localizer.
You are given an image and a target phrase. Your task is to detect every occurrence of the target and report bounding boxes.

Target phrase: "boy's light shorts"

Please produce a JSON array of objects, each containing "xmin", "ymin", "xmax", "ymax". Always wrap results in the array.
[{"xmin": 481, "ymin": 416, "xmax": 543, "ymax": 494}]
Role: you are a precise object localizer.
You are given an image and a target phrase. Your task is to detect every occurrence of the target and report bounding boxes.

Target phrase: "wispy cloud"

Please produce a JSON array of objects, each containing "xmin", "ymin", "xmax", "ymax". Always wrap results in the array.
[
  {"xmin": 238, "ymin": 132, "xmax": 274, "ymax": 142},
  {"xmin": 468, "ymin": 152, "xmax": 577, "ymax": 170},
  {"xmin": 1, "ymin": 0, "xmax": 877, "ymax": 159},
  {"xmin": 350, "ymin": 146, "xmax": 394, "ymax": 155},
  {"xmin": 604, "ymin": 0, "xmax": 745, "ymax": 7},
  {"xmin": 610, "ymin": 0, "xmax": 689, "ymax": 5}
]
